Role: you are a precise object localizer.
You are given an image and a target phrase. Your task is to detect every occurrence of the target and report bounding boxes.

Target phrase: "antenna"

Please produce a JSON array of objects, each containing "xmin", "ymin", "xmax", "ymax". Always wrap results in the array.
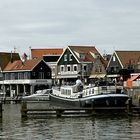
[
  {"xmin": 103, "ymin": 49, "xmax": 106, "ymax": 55},
  {"xmin": 29, "ymin": 46, "xmax": 31, "ymax": 59},
  {"xmin": 10, "ymin": 51, "xmax": 13, "ymax": 63},
  {"xmin": 14, "ymin": 46, "xmax": 16, "ymax": 53}
]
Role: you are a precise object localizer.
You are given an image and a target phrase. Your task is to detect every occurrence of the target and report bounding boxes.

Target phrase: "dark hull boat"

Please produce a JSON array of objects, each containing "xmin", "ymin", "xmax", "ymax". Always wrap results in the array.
[{"xmin": 49, "ymin": 82, "xmax": 129, "ymax": 108}]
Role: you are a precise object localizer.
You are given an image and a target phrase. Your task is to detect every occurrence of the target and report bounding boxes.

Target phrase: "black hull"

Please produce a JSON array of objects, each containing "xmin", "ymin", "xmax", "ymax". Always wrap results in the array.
[
  {"xmin": 49, "ymin": 93, "xmax": 129, "ymax": 108},
  {"xmin": 80, "ymin": 96, "xmax": 129, "ymax": 107}
]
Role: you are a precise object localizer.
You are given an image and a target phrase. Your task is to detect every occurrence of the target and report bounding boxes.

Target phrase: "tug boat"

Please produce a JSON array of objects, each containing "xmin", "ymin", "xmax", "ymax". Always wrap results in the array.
[{"xmin": 49, "ymin": 80, "xmax": 129, "ymax": 107}]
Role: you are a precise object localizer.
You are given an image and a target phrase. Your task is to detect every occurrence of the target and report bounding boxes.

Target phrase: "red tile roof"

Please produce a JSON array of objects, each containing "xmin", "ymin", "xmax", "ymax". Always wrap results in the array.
[
  {"xmin": 115, "ymin": 51, "xmax": 140, "ymax": 67},
  {"xmin": 0, "ymin": 52, "xmax": 20, "ymax": 71},
  {"xmin": 31, "ymin": 48, "xmax": 63, "ymax": 59},
  {"xmin": 4, "ymin": 58, "xmax": 42, "ymax": 71},
  {"xmin": 68, "ymin": 46, "xmax": 102, "ymax": 62}
]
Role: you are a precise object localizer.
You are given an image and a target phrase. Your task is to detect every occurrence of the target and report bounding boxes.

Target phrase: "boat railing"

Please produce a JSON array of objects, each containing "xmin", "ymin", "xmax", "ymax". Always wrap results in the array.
[{"xmin": 82, "ymin": 85, "xmax": 125, "ymax": 97}]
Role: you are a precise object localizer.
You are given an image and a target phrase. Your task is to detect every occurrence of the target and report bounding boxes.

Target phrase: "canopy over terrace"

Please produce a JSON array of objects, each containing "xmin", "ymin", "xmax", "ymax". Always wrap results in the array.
[
  {"xmin": 89, "ymin": 74, "xmax": 106, "ymax": 79},
  {"xmin": 126, "ymin": 74, "xmax": 140, "ymax": 89}
]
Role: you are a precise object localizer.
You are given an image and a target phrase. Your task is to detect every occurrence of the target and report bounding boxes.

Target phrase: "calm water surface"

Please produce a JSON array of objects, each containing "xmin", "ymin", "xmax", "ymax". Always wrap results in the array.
[{"xmin": 0, "ymin": 103, "xmax": 140, "ymax": 140}]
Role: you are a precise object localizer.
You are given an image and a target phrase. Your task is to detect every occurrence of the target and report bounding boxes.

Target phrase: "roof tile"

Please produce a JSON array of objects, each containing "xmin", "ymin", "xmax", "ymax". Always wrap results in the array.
[
  {"xmin": 31, "ymin": 48, "xmax": 63, "ymax": 59},
  {"xmin": 116, "ymin": 51, "xmax": 140, "ymax": 67},
  {"xmin": 4, "ymin": 58, "xmax": 42, "ymax": 71}
]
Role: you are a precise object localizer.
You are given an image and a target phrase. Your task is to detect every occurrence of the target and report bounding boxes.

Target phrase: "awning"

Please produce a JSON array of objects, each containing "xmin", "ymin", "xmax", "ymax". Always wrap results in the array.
[
  {"xmin": 129, "ymin": 75, "xmax": 139, "ymax": 81},
  {"xmin": 106, "ymin": 74, "xmax": 120, "ymax": 78},
  {"xmin": 126, "ymin": 75, "xmax": 139, "ymax": 89},
  {"xmin": 57, "ymin": 75, "xmax": 79, "ymax": 79},
  {"xmin": 89, "ymin": 74, "xmax": 106, "ymax": 78}
]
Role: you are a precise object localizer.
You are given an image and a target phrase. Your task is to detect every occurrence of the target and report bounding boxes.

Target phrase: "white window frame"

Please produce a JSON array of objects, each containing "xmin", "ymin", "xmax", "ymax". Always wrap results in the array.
[
  {"xmin": 113, "ymin": 56, "xmax": 116, "ymax": 61},
  {"xmin": 73, "ymin": 65, "xmax": 77, "ymax": 71},
  {"xmin": 69, "ymin": 54, "xmax": 72, "ymax": 61},
  {"xmin": 64, "ymin": 54, "xmax": 67, "ymax": 61},
  {"xmin": 60, "ymin": 65, "xmax": 64, "ymax": 72},
  {"xmin": 67, "ymin": 65, "xmax": 71, "ymax": 71}
]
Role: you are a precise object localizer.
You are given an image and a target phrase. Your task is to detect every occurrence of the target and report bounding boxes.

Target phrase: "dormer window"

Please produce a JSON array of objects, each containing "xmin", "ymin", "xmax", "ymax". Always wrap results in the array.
[
  {"xmin": 64, "ymin": 54, "xmax": 67, "ymax": 61},
  {"xmin": 80, "ymin": 53, "xmax": 85, "ymax": 59}
]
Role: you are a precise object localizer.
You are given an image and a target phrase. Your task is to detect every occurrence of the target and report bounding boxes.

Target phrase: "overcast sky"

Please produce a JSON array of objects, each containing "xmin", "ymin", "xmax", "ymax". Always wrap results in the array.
[{"xmin": 0, "ymin": 0, "xmax": 140, "ymax": 56}]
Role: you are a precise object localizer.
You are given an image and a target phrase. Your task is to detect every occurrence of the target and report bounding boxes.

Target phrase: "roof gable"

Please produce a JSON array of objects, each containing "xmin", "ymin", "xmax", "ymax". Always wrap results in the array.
[{"xmin": 57, "ymin": 47, "xmax": 79, "ymax": 65}]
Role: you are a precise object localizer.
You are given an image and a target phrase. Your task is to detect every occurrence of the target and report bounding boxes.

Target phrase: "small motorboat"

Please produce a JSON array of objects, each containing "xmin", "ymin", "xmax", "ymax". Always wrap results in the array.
[{"xmin": 22, "ymin": 89, "xmax": 51, "ymax": 101}]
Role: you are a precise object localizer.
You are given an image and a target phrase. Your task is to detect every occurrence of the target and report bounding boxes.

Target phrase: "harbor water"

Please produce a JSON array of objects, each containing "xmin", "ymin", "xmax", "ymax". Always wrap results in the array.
[{"xmin": 0, "ymin": 103, "xmax": 140, "ymax": 140}]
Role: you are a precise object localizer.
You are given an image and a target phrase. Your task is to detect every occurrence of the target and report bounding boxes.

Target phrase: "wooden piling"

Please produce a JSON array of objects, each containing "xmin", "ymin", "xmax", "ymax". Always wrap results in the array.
[
  {"xmin": 127, "ymin": 97, "xmax": 133, "ymax": 115},
  {"xmin": 21, "ymin": 102, "xmax": 27, "ymax": 118},
  {"xmin": 0, "ymin": 101, "xmax": 2, "ymax": 118}
]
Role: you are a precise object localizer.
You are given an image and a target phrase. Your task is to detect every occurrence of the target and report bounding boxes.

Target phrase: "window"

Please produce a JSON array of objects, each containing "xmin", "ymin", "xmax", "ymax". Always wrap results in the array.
[
  {"xmin": 52, "ymin": 67, "xmax": 55, "ymax": 73},
  {"xmin": 47, "ymin": 72, "xmax": 51, "ymax": 76},
  {"xmin": 64, "ymin": 54, "xmax": 67, "ymax": 61},
  {"xmin": 18, "ymin": 73, "xmax": 24, "ymax": 79},
  {"xmin": 5, "ymin": 73, "xmax": 10, "ymax": 80},
  {"xmin": 83, "ymin": 65, "xmax": 87, "ymax": 71},
  {"xmin": 15, "ymin": 73, "xmax": 18, "ymax": 79},
  {"xmin": 80, "ymin": 54, "xmax": 85, "ymax": 59},
  {"xmin": 32, "ymin": 72, "xmax": 36, "ymax": 76},
  {"xmin": 95, "ymin": 65, "xmax": 102, "ymax": 73},
  {"xmin": 11, "ymin": 73, "xmax": 15, "ymax": 80},
  {"xmin": 95, "ymin": 66, "xmax": 98, "ymax": 72},
  {"xmin": 69, "ymin": 54, "xmax": 72, "ymax": 61},
  {"xmin": 39, "ymin": 72, "xmax": 44, "ymax": 79},
  {"xmin": 113, "ymin": 56, "xmax": 116, "ymax": 61},
  {"xmin": 24, "ymin": 72, "xmax": 30, "ymax": 79},
  {"xmin": 60, "ymin": 66, "xmax": 64, "ymax": 72},
  {"xmin": 73, "ymin": 65, "xmax": 77, "ymax": 71},
  {"xmin": 67, "ymin": 65, "xmax": 71, "ymax": 71}
]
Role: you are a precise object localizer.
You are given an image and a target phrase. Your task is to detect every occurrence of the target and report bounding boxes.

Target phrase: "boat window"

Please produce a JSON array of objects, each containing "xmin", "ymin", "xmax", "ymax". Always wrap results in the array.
[{"xmin": 61, "ymin": 89, "xmax": 71, "ymax": 95}]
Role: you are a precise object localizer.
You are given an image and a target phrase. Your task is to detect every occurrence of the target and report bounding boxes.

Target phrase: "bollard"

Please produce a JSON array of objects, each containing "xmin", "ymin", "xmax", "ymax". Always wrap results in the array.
[
  {"xmin": 21, "ymin": 102, "xmax": 27, "ymax": 118},
  {"xmin": 138, "ymin": 95, "xmax": 140, "ymax": 106},
  {"xmin": 0, "ymin": 101, "xmax": 2, "ymax": 118},
  {"xmin": 91, "ymin": 100, "xmax": 96, "ymax": 115},
  {"xmin": 127, "ymin": 97, "xmax": 132, "ymax": 115},
  {"xmin": 56, "ymin": 109, "xmax": 64, "ymax": 117}
]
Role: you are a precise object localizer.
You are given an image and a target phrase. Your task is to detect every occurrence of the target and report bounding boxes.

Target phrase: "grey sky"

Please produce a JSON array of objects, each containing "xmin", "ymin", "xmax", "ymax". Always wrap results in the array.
[{"xmin": 0, "ymin": 0, "xmax": 140, "ymax": 56}]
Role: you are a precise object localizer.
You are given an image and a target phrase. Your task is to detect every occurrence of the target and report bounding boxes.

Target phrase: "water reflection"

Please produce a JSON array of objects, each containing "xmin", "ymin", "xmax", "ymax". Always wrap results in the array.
[{"xmin": 0, "ymin": 104, "xmax": 140, "ymax": 140}]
